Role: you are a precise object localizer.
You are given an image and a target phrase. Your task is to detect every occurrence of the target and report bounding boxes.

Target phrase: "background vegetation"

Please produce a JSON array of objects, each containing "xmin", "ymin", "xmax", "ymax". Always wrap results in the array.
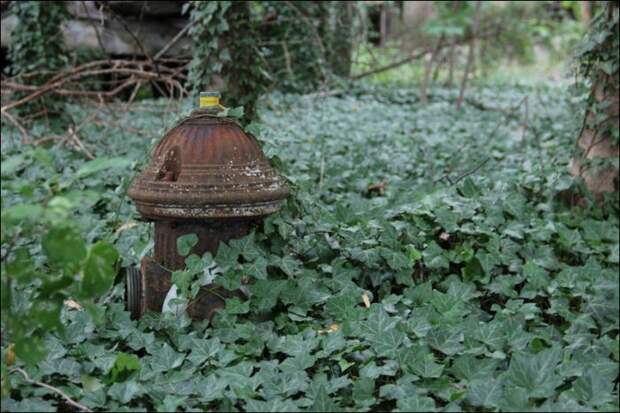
[{"xmin": 1, "ymin": 1, "xmax": 618, "ymax": 412}]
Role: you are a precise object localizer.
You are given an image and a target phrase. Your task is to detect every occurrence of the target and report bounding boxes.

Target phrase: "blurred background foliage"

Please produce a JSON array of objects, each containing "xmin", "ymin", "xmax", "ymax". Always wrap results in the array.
[{"xmin": 0, "ymin": 1, "xmax": 595, "ymax": 120}]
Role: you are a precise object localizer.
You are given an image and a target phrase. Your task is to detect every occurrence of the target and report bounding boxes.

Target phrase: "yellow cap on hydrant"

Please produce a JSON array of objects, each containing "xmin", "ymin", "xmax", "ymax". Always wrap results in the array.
[{"xmin": 199, "ymin": 91, "xmax": 221, "ymax": 108}]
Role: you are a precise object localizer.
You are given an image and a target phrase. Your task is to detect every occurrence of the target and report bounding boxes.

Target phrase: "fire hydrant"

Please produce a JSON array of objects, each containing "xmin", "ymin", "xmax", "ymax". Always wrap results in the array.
[{"xmin": 125, "ymin": 92, "xmax": 288, "ymax": 320}]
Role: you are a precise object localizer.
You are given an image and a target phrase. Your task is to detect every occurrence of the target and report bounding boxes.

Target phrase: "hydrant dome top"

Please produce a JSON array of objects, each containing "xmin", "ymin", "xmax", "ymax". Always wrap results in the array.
[{"xmin": 127, "ymin": 109, "xmax": 289, "ymax": 220}]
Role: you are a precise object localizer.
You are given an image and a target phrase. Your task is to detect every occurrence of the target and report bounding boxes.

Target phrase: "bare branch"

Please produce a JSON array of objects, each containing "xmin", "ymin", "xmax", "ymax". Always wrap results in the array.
[
  {"xmin": 1, "ymin": 111, "xmax": 32, "ymax": 144},
  {"xmin": 10, "ymin": 367, "xmax": 93, "ymax": 412},
  {"xmin": 1, "ymin": 59, "xmax": 188, "ymax": 113},
  {"xmin": 154, "ymin": 21, "xmax": 195, "ymax": 60}
]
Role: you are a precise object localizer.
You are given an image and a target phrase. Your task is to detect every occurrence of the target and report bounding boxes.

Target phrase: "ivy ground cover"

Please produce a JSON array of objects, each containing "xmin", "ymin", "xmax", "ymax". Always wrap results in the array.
[{"xmin": 1, "ymin": 82, "xmax": 619, "ymax": 411}]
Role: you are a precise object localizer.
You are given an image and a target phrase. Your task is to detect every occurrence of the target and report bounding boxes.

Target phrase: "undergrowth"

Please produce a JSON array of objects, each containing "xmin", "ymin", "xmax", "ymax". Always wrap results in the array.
[{"xmin": 1, "ymin": 82, "xmax": 618, "ymax": 412}]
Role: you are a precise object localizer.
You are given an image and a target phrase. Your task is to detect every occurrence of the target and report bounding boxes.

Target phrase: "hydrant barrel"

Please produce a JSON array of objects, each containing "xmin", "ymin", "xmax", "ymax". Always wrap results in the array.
[{"xmin": 126, "ymin": 92, "xmax": 288, "ymax": 319}]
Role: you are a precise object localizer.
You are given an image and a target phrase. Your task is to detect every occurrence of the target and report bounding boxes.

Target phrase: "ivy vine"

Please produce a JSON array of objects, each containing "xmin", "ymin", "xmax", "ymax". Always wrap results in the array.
[
  {"xmin": 574, "ymin": 1, "xmax": 619, "ymax": 144},
  {"xmin": 185, "ymin": 1, "xmax": 356, "ymax": 122},
  {"xmin": 6, "ymin": 1, "xmax": 70, "ymax": 114},
  {"xmin": 185, "ymin": 1, "xmax": 268, "ymax": 123}
]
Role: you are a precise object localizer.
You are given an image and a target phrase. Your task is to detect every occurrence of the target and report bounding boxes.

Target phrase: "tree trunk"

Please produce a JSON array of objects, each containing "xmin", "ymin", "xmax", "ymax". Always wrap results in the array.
[
  {"xmin": 581, "ymin": 1, "xmax": 592, "ymax": 27},
  {"xmin": 329, "ymin": 1, "xmax": 353, "ymax": 77},
  {"xmin": 379, "ymin": 5, "xmax": 387, "ymax": 47},
  {"xmin": 447, "ymin": 39, "xmax": 455, "ymax": 87},
  {"xmin": 570, "ymin": 3, "xmax": 619, "ymax": 196},
  {"xmin": 420, "ymin": 34, "xmax": 445, "ymax": 105},
  {"xmin": 456, "ymin": 1, "xmax": 482, "ymax": 111},
  {"xmin": 570, "ymin": 72, "xmax": 619, "ymax": 194}
]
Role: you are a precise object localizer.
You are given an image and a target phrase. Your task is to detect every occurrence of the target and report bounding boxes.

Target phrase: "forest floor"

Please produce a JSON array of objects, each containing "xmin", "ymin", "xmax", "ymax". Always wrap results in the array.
[{"xmin": 1, "ymin": 81, "xmax": 619, "ymax": 411}]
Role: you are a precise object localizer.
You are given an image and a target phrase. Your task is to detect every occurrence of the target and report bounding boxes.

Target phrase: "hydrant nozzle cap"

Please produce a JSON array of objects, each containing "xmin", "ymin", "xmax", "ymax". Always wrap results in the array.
[{"xmin": 199, "ymin": 91, "xmax": 221, "ymax": 108}]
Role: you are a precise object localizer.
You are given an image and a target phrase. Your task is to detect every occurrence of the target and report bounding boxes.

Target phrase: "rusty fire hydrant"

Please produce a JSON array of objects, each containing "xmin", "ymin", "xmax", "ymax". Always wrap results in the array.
[{"xmin": 125, "ymin": 92, "xmax": 288, "ymax": 320}]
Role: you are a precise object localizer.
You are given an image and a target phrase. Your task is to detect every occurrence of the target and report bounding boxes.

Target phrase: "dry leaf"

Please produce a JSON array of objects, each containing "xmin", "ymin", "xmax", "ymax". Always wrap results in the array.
[
  {"xmin": 115, "ymin": 221, "xmax": 138, "ymax": 236},
  {"xmin": 362, "ymin": 293, "xmax": 371, "ymax": 308},
  {"xmin": 64, "ymin": 299, "xmax": 83, "ymax": 310},
  {"xmin": 6, "ymin": 343, "xmax": 15, "ymax": 366},
  {"xmin": 318, "ymin": 323, "xmax": 340, "ymax": 335}
]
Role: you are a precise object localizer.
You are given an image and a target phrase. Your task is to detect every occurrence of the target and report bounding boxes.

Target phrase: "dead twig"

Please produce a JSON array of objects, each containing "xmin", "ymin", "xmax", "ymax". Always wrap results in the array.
[
  {"xmin": 1, "ymin": 111, "xmax": 31, "ymax": 144},
  {"xmin": 281, "ymin": 41, "xmax": 294, "ymax": 80},
  {"xmin": 351, "ymin": 49, "xmax": 431, "ymax": 80},
  {"xmin": 1, "ymin": 59, "xmax": 187, "ymax": 114},
  {"xmin": 80, "ymin": 1, "xmax": 112, "ymax": 67},
  {"xmin": 154, "ymin": 21, "xmax": 194, "ymax": 60},
  {"xmin": 451, "ymin": 157, "xmax": 490, "ymax": 185},
  {"xmin": 367, "ymin": 181, "xmax": 387, "ymax": 195},
  {"xmin": 9, "ymin": 367, "xmax": 93, "ymax": 412},
  {"xmin": 67, "ymin": 126, "xmax": 95, "ymax": 160},
  {"xmin": 351, "ymin": 28, "xmax": 499, "ymax": 82},
  {"xmin": 436, "ymin": 157, "xmax": 490, "ymax": 185}
]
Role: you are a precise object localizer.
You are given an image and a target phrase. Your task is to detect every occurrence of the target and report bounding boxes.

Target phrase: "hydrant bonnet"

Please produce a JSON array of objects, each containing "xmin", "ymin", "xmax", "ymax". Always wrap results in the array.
[{"xmin": 127, "ymin": 96, "xmax": 288, "ymax": 220}]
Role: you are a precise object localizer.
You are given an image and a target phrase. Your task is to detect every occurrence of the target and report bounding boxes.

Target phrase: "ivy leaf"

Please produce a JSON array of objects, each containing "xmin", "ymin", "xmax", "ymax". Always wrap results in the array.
[
  {"xmin": 149, "ymin": 343, "xmax": 185, "ymax": 374},
  {"xmin": 356, "ymin": 306, "xmax": 405, "ymax": 356},
  {"xmin": 81, "ymin": 241, "xmax": 118, "ymax": 297},
  {"xmin": 396, "ymin": 395, "xmax": 436, "ymax": 412},
  {"xmin": 196, "ymin": 375, "xmax": 228, "ymax": 402},
  {"xmin": 312, "ymin": 385, "xmax": 338, "ymax": 412},
  {"xmin": 427, "ymin": 327, "xmax": 464, "ymax": 355},
  {"xmin": 504, "ymin": 347, "xmax": 563, "ymax": 398},
  {"xmin": 326, "ymin": 291, "xmax": 363, "ymax": 321},
  {"xmin": 215, "ymin": 242, "xmax": 240, "ymax": 270},
  {"xmin": 451, "ymin": 355, "xmax": 499, "ymax": 381},
  {"xmin": 216, "ymin": 361, "xmax": 257, "ymax": 392},
  {"xmin": 467, "ymin": 378, "xmax": 503, "ymax": 408},
  {"xmin": 411, "ymin": 353, "xmax": 444, "ymax": 378},
  {"xmin": 245, "ymin": 398, "xmax": 300, "ymax": 412},
  {"xmin": 76, "ymin": 157, "xmax": 131, "ymax": 178},
  {"xmin": 277, "ymin": 255, "xmax": 300, "ymax": 276},
  {"xmin": 267, "ymin": 333, "xmax": 320, "ymax": 357},
  {"xmin": 245, "ymin": 255, "xmax": 268, "ymax": 280},
  {"xmin": 42, "ymin": 225, "xmax": 87, "ymax": 272},
  {"xmin": 380, "ymin": 248, "xmax": 412, "ymax": 271},
  {"xmin": 109, "ymin": 352, "xmax": 140, "ymax": 383},
  {"xmin": 188, "ymin": 337, "xmax": 223, "ymax": 366},
  {"xmin": 108, "ymin": 381, "xmax": 142, "ymax": 404},
  {"xmin": 177, "ymin": 233, "xmax": 198, "ymax": 257},
  {"xmin": 229, "ymin": 232, "xmax": 260, "ymax": 261},
  {"xmin": 13, "ymin": 336, "xmax": 47, "ymax": 366},
  {"xmin": 226, "ymin": 297, "xmax": 249, "ymax": 314}
]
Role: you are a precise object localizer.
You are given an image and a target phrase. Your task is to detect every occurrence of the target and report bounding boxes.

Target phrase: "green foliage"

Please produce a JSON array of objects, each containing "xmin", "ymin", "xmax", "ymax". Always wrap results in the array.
[
  {"xmin": 1, "ymin": 81, "xmax": 619, "ymax": 411},
  {"xmin": 6, "ymin": 1, "xmax": 70, "ymax": 114},
  {"xmin": 1, "ymin": 147, "xmax": 133, "ymax": 366},
  {"xmin": 575, "ymin": 2, "xmax": 620, "ymax": 85},
  {"xmin": 185, "ymin": 1, "xmax": 233, "ymax": 92},
  {"xmin": 185, "ymin": 1, "xmax": 357, "ymax": 121},
  {"xmin": 6, "ymin": 1, "xmax": 69, "ymax": 78},
  {"xmin": 185, "ymin": 1, "xmax": 268, "ymax": 122}
]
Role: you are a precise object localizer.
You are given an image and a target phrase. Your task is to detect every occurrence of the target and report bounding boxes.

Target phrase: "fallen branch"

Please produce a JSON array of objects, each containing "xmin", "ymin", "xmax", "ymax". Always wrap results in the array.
[
  {"xmin": 1, "ymin": 111, "xmax": 31, "ymax": 144},
  {"xmin": 435, "ymin": 157, "xmax": 490, "ymax": 185},
  {"xmin": 351, "ymin": 49, "xmax": 430, "ymax": 80},
  {"xmin": 9, "ymin": 367, "xmax": 93, "ymax": 412},
  {"xmin": 1, "ymin": 59, "xmax": 188, "ymax": 114},
  {"xmin": 451, "ymin": 157, "xmax": 490, "ymax": 185},
  {"xmin": 351, "ymin": 27, "xmax": 501, "ymax": 81}
]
